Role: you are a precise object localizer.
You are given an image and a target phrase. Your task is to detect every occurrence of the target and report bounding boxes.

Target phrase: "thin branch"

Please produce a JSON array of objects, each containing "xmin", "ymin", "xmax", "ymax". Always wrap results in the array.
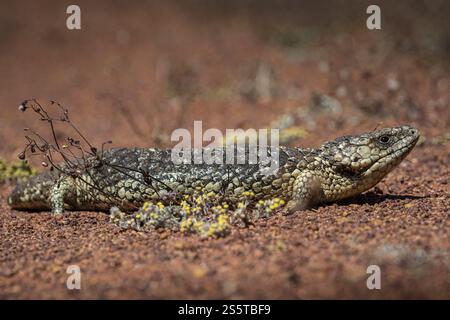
[{"xmin": 18, "ymin": 98, "xmax": 172, "ymax": 210}]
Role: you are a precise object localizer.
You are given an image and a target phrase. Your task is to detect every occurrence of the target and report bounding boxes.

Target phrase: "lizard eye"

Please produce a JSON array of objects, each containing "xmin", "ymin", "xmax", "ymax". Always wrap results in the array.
[{"xmin": 378, "ymin": 135, "xmax": 390, "ymax": 144}]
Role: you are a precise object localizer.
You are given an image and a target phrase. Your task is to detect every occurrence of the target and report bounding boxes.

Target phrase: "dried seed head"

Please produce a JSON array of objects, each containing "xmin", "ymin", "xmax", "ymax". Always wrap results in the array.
[
  {"xmin": 18, "ymin": 152, "xmax": 26, "ymax": 160},
  {"xmin": 42, "ymin": 161, "xmax": 48, "ymax": 167}
]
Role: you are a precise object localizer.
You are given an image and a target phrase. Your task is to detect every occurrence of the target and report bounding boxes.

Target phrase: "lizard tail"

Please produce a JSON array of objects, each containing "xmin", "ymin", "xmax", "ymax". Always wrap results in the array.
[{"xmin": 8, "ymin": 171, "xmax": 57, "ymax": 211}]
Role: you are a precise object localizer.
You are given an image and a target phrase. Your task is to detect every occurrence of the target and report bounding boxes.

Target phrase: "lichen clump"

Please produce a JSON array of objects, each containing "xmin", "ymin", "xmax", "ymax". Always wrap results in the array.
[
  {"xmin": 0, "ymin": 159, "xmax": 37, "ymax": 183},
  {"xmin": 110, "ymin": 191, "xmax": 286, "ymax": 238}
]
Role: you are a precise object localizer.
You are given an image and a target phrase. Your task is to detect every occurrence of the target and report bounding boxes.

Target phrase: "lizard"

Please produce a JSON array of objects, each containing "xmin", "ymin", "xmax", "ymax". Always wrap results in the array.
[{"xmin": 8, "ymin": 125, "xmax": 420, "ymax": 214}]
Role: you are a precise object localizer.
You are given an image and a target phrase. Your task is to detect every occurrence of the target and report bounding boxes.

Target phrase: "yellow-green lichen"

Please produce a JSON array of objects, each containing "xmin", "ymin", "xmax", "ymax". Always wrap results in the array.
[
  {"xmin": 109, "ymin": 191, "xmax": 286, "ymax": 238},
  {"xmin": 0, "ymin": 159, "xmax": 37, "ymax": 184}
]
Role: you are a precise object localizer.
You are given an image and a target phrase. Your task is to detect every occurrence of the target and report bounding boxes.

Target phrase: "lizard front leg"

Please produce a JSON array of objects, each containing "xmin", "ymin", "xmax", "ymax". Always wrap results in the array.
[{"xmin": 286, "ymin": 170, "xmax": 324, "ymax": 213}]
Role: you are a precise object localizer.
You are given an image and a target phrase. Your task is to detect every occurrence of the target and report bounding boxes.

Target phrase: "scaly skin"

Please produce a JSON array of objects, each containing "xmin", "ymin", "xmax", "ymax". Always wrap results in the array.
[{"xmin": 8, "ymin": 125, "xmax": 420, "ymax": 213}]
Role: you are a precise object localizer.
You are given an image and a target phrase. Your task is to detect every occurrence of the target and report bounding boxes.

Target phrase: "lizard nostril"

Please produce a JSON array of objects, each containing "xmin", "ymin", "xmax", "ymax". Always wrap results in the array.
[{"xmin": 410, "ymin": 129, "xmax": 416, "ymax": 135}]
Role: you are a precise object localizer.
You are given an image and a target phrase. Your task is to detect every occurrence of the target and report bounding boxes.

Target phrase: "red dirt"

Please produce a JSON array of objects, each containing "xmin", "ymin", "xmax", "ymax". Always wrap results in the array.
[{"xmin": 0, "ymin": 1, "xmax": 449, "ymax": 299}]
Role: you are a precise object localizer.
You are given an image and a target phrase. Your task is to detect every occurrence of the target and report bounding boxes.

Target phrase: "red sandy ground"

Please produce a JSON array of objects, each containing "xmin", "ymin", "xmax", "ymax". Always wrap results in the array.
[{"xmin": 0, "ymin": 1, "xmax": 449, "ymax": 299}]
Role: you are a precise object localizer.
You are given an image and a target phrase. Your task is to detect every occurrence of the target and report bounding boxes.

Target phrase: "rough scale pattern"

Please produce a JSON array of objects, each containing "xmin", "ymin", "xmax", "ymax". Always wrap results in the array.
[{"xmin": 8, "ymin": 125, "xmax": 420, "ymax": 213}]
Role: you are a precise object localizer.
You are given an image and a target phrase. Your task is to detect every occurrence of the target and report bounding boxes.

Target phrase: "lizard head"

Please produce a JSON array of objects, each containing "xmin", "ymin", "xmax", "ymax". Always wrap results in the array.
[{"xmin": 318, "ymin": 125, "xmax": 420, "ymax": 198}]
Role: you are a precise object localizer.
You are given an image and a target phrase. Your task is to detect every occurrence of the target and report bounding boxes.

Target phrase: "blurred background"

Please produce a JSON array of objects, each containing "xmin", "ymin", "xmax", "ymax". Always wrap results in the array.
[{"xmin": 0, "ymin": 0, "xmax": 449, "ymax": 159}]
